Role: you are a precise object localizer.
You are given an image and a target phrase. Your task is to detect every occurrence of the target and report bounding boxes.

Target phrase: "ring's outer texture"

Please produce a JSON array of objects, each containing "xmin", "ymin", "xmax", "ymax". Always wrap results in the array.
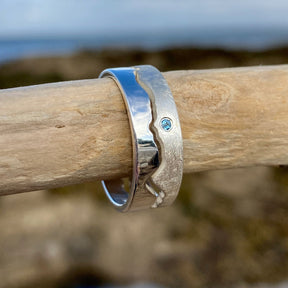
[{"xmin": 99, "ymin": 65, "xmax": 183, "ymax": 212}]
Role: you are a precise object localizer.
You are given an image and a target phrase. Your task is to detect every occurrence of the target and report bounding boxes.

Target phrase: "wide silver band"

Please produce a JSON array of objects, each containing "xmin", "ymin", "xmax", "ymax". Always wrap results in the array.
[{"xmin": 99, "ymin": 65, "xmax": 183, "ymax": 212}]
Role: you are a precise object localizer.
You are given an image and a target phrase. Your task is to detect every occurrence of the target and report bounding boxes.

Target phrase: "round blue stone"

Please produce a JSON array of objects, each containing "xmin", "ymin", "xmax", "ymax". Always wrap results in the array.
[{"xmin": 161, "ymin": 118, "xmax": 172, "ymax": 131}]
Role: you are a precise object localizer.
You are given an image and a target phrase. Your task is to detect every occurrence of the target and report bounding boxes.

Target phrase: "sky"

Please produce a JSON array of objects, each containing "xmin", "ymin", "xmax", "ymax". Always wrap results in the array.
[{"xmin": 1, "ymin": 0, "xmax": 288, "ymax": 38}]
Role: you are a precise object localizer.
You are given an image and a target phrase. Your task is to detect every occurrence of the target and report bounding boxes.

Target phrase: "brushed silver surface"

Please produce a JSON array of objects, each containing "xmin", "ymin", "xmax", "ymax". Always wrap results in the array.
[
  {"xmin": 99, "ymin": 65, "xmax": 183, "ymax": 212},
  {"xmin": 136, "ymin": 65, "xmax": 183, "ymax": 208}
]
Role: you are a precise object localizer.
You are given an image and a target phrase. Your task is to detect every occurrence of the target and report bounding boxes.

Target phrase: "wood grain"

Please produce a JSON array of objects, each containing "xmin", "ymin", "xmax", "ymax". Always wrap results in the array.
[{"xmin": 1, "ymin": 65, "xmax": 288, "ymax": 195}]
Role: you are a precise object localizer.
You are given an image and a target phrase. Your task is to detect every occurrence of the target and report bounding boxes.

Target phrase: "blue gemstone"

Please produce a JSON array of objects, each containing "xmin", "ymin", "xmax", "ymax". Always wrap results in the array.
[{"xmin": 161, "ymin": 118, "xmax": 172, "ymax": 131}]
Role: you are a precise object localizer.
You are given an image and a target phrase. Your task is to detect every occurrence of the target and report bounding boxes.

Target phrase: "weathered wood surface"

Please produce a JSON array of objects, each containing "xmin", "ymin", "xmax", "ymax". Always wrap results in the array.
[{"xmin": 1, "ymin": 65, "xmax": 288, "ymax": 195}]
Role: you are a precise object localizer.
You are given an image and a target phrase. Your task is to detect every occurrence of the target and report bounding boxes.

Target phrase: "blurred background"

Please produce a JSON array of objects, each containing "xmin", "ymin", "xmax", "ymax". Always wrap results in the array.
[{"xmin": 2, "ymin": 1, "xmax": 288, "ymax": 288}]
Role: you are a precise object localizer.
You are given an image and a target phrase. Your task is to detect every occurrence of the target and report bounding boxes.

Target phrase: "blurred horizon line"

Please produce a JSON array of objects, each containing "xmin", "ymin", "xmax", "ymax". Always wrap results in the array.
[
  {"xmin": 1, "ymin": 26, "xmax": 288, "ymax": 40},
  {"xmin": 1, "ymin": 27, "xmax": 288, "ymax": 63}
]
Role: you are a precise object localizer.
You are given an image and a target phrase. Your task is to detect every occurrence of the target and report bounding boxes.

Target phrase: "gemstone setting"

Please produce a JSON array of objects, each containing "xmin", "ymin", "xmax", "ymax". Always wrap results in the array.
[{"xmin": 161, "ymin": 117, "xmax": 172, "ymax": 131}]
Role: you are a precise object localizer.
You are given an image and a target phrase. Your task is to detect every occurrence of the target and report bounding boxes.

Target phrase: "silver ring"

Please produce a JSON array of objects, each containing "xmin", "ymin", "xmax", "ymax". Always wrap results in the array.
[{"xmin": 99, "ymin": 65, "xmax": 183, "ymax": 212}]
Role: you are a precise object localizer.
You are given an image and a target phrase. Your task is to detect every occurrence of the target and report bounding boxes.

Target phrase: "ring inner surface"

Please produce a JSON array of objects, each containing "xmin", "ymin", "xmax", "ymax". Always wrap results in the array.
[{"xmin": 102, "ymin": 179, "xmax": 129, "ymax": 206}]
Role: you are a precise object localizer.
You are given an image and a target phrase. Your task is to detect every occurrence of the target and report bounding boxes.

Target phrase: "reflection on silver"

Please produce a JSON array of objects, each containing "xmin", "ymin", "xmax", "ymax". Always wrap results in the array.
[{"xmin": 99, "ymin": 65, "xmax": 183, "ymax": 212}]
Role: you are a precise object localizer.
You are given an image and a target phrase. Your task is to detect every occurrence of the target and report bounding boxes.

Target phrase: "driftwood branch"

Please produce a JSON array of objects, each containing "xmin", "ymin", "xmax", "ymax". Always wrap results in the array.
[{"xmin": 1, "ymin": 65, "xmax": 288, "ymax": 195}]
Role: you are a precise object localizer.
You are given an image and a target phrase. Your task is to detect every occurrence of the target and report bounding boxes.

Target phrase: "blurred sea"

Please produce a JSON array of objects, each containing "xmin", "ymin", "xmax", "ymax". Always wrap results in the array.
[{"xmin": 1, "ymin": 28, "xmax": 288, "ymax": 63}]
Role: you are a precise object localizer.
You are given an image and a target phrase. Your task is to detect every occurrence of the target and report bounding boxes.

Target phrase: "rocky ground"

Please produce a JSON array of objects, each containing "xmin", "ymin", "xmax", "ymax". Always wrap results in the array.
[{"xmin": 1, "ymin": 47, "xmax": 288, "ymax": 288}]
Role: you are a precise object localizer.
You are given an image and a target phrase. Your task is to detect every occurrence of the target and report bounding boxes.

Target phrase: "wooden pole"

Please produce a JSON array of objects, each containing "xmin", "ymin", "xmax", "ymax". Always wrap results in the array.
[{"xmin": 1, "ymin": 65, "xmax": 288, "ymax": 195}]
